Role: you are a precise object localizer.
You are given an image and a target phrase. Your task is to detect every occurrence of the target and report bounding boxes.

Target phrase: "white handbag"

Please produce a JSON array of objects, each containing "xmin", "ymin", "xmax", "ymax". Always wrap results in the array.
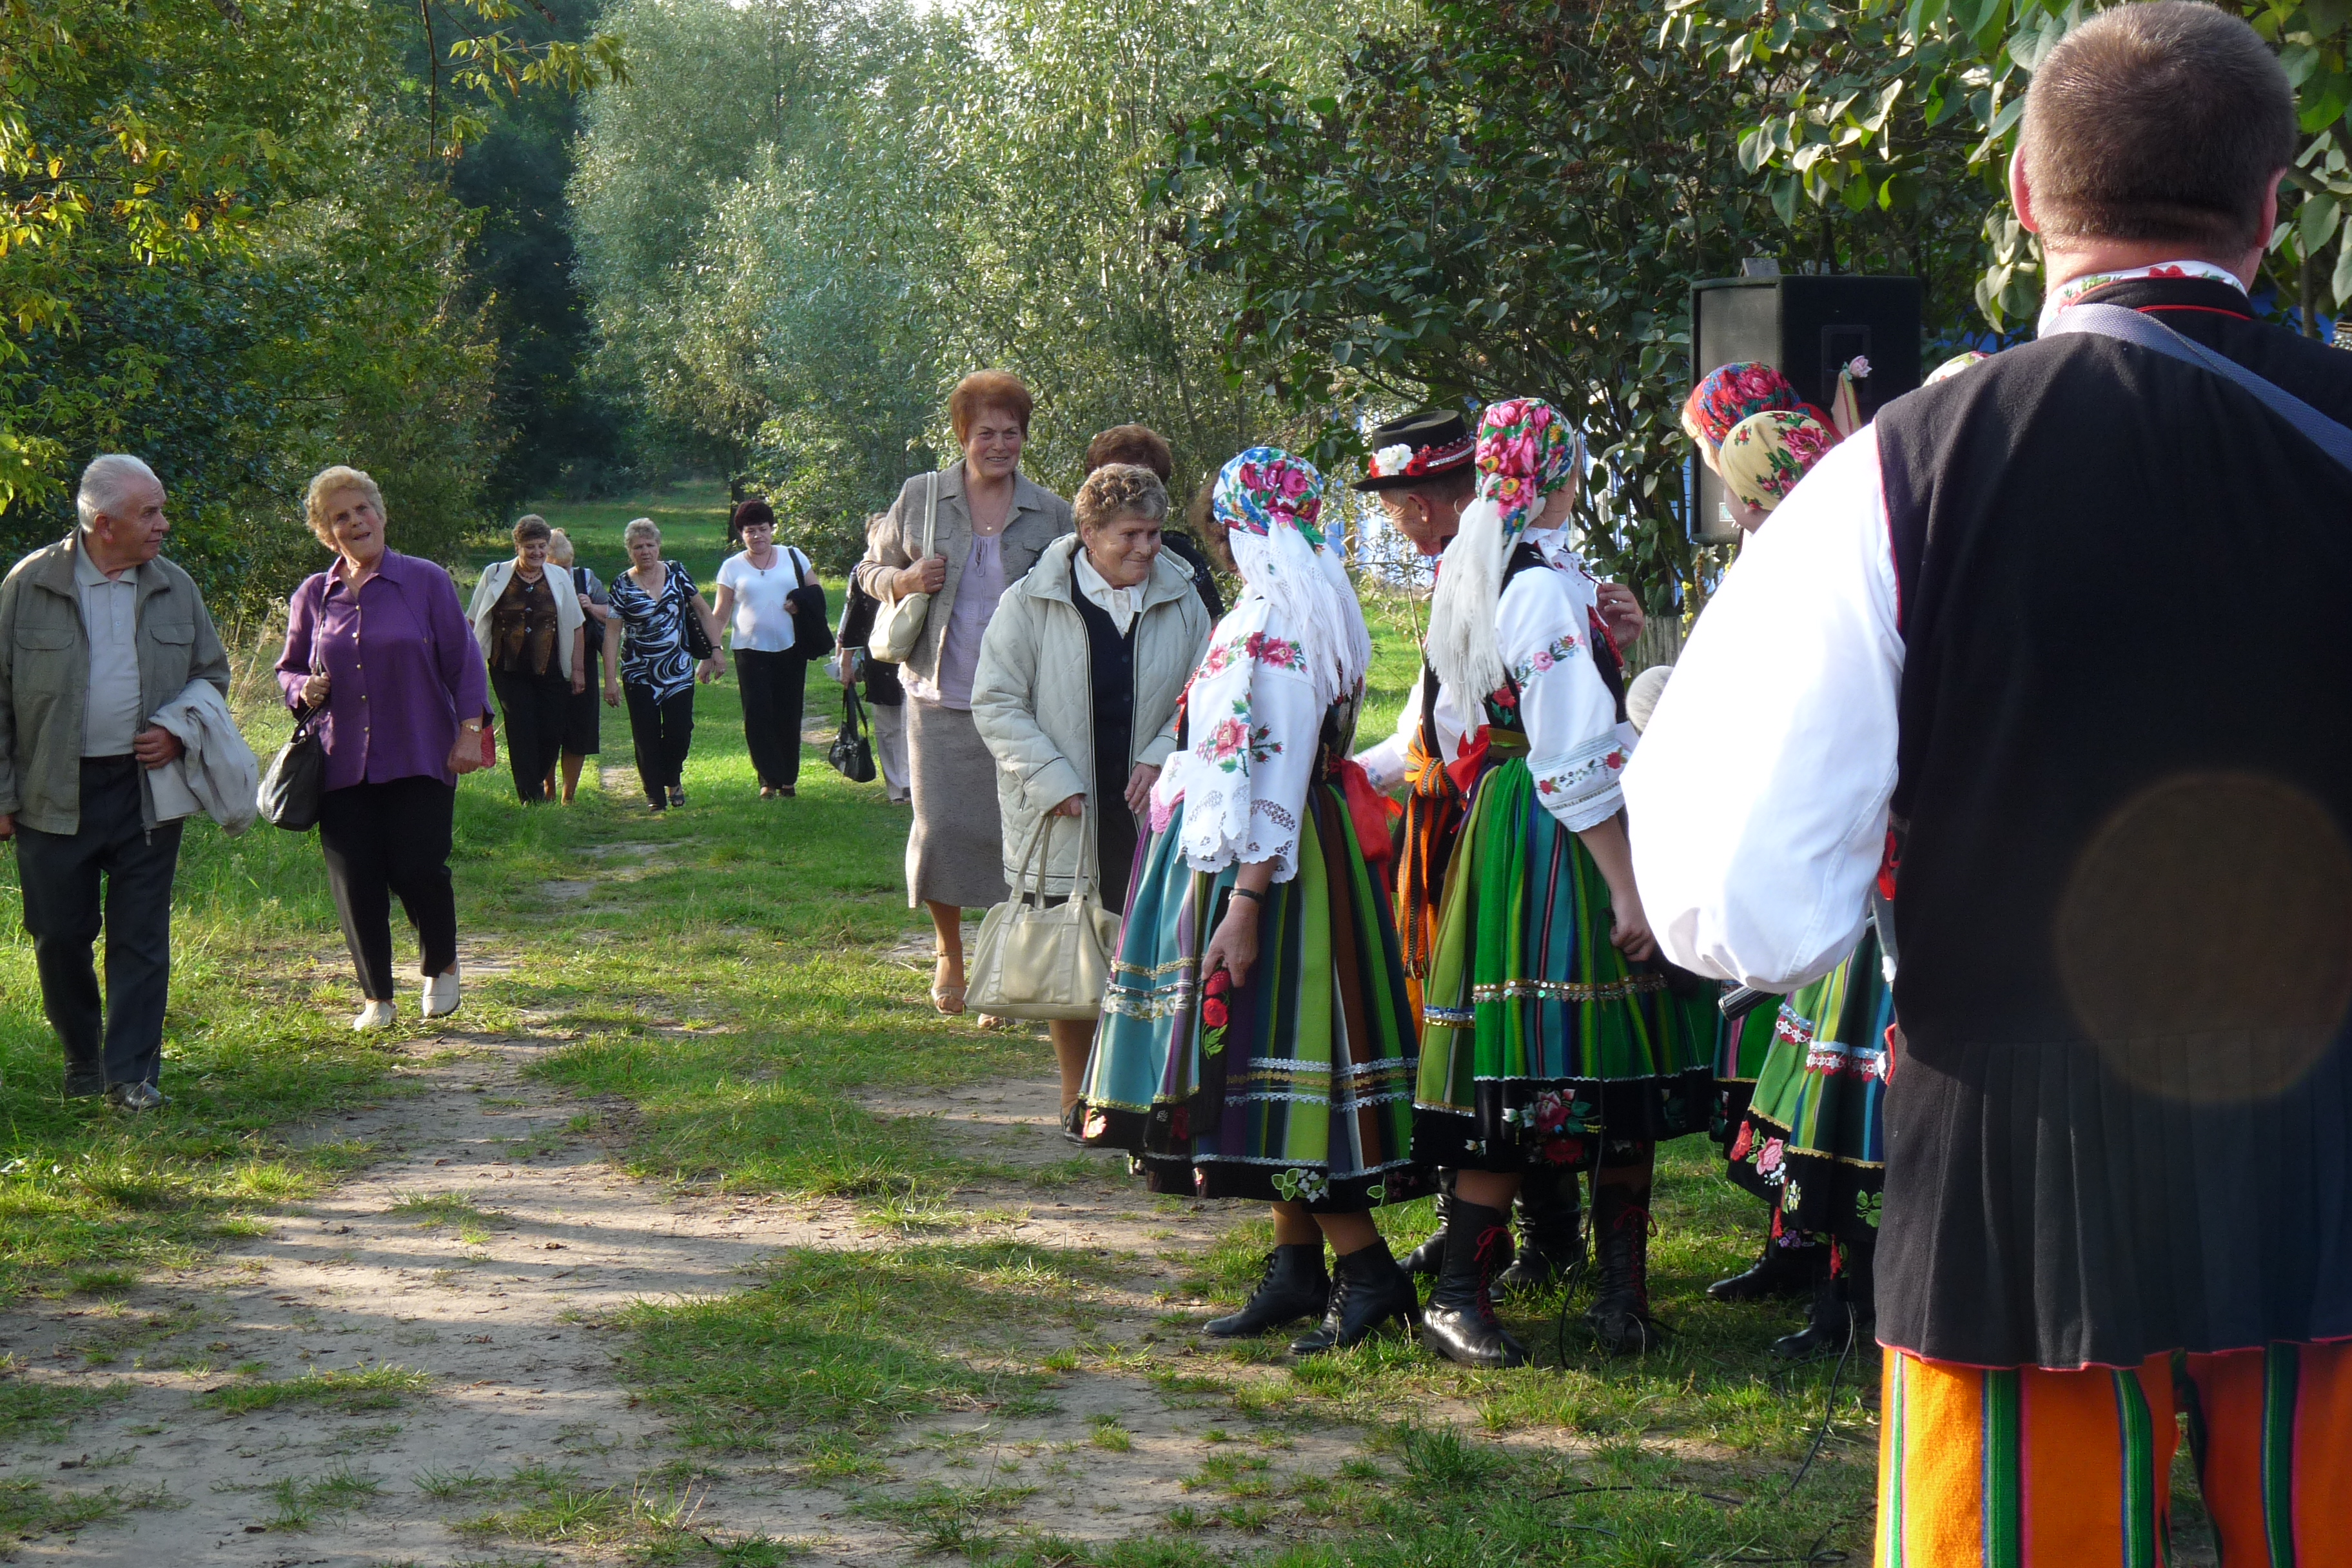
[
  {"xmin": 868, "ymin": 471, "xmax": 937, "ymax": 664},
  {"xmin": 966, "ymin": 812, "xmax": 1120, "ymax": 1021}
]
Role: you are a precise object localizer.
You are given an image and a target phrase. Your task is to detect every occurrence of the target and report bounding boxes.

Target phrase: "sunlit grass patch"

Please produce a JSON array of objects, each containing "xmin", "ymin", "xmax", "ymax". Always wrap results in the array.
[
  {"xmin": 0, "ymin": 1364, "xmax": 134, "ymax": 1443},
  {"xmin": 386, "ymin": 1191, "xmax": 507, "ymax": 1230},
  {"xmin": 0, "ymin": 1476, "xmax": 180, "ymax": 1541},
  {"xmin": 195, "ymin": 1364, "xmax": 432, "ymax": 1415},
  {"xmin": 619, "ymin": 1242, "xmax": 1126, "ymax": 1451}
]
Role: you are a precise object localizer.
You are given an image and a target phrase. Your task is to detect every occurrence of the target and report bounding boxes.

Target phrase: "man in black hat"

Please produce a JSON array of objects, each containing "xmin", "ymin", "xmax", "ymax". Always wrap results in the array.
[{"xmin": 1354, "ymin": 406, "xmax": 1643, "ymax": 1313}]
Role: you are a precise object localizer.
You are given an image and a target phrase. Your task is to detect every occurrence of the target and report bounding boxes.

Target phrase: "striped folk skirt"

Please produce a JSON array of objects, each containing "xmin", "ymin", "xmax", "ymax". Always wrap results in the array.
[
  {"xmin": 1877, "ymin": 1342, "xmax": 2352, "ymax": 1567},
  {"xmin": 1080, "ymin": 781, "xmax": 1426, "ymax": 1212},
  {"xmin": 1413, "ymin": 755, "xmax": 1715, "ymax": 1172},
  {"xmin": 1710, "ymin": 993, "xmax": 1782, "ymax": 1144},
  {"xmin": 1725, "ymin": 922, "xmax": 1892, "ymax": 1244}
]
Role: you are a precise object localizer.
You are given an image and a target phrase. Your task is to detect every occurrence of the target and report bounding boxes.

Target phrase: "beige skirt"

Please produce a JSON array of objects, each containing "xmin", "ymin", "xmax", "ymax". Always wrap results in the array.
[{"xmin": 905, "ymin": 698, "xmax": 1009, "ymax": 910}]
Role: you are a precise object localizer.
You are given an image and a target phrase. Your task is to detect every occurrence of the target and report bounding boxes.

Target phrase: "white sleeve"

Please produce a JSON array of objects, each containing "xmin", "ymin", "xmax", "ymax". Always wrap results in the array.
[
  {"xmin": 1353, "ymin": 669, "xmax": 1427, "ymax": 794},
  {"xmin": 1503, "ymin": 568, "xmax": 1629, "ymax": 832},
  {"xmin": 1622, "ymin": 429, "xmax": 1903, "ymax": 989},
  {"xmin": 715, "ymin": 555, "xmax": 743, "ymax": 592},
  {"xmin": 1152, "ymin": 604, "xmax": 1324, "ymax": 883}
]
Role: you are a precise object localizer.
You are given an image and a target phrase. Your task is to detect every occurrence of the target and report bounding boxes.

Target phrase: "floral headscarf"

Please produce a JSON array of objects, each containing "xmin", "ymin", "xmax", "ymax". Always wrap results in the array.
[
  {"xmin": 1208, "ymin": 447, "xmax": 1367, "ymax": 708},
  {"xmin": 1720, "ymin": 411, "xmax": 1838, "ymax": 513},
  {"xmin": 1212, "ymin": 446, "xmax": 1327, "ymax": 547},
  {"xmin": 1681, "ymin": 361, "xmax": 1802, "ymax": 468},
  {"xmin": 1475, "ymin": 398, "xmax": 1582, "ymax": 549}
]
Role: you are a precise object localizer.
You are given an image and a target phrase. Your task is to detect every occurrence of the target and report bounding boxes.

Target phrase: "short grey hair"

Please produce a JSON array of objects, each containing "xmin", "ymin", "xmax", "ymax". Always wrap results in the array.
[
  {"xmin": 77, "ymin": 455, "xmax": 161, "ymax": 531},
  {"xmin": 623, "ymin": 517, "xmax": 660, "ymax": 547}
]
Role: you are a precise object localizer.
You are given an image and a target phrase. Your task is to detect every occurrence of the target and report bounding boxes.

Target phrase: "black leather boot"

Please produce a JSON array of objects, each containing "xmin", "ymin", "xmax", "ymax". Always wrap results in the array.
[
  {"xmin": 1585, "ymin": 1178, "xmax": 1665, "ymax": 1355},
  {"xmin": 1493, "ymin": 1164, "xmax": 1582, "ymax": 1298},
  {"xmin": 1400, "ymin": 1170, "xmax": 1456, "ymax": 1277},
  {"xmin": 1770, "ymin": 1266, "xmax": 1852, "ymax": 1360},
  {"xmin": 1291, "ymin": 1238, "xmax": 1420, "ymax": 1354},
  {"xmin": 1204, "ymin": 1244, "xmax": 1329, "ymax": 1338},
  {"xmin": 1420, "ymin": 1198, "xmax": 1530, "ymax": 1367},
  {"xmin": 1705, "ymin": 1223, "xmax": 1828, "ymax": 1302}
]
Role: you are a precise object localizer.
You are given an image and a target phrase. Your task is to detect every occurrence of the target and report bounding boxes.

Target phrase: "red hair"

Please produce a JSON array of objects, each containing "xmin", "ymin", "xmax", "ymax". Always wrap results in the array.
[{"xmin": 948, "ymin": 371, "xmax": 1034, "ymax": 444}]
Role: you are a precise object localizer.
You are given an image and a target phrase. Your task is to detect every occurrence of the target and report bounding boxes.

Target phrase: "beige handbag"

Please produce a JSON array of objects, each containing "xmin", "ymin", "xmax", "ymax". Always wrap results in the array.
[
  {"xmin": 868, "ymin": 471, "xmax": 937, "ymax": 663},
  {"xmin": 966, "ymin": 812, "xmax": 1120, "ymax": 1021}
]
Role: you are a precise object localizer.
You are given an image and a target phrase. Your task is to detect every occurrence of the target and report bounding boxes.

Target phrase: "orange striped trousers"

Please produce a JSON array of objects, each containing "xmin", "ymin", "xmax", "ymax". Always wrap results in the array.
[{"xmin": 1879, "ymin": 1342, "xmax": 2352, "ymax": 1567}]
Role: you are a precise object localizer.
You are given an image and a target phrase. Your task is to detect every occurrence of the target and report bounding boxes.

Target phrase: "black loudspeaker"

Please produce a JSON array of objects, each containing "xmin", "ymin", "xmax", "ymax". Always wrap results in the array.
[{"xmin": 1689, "ymin": 274, "xmax": 1923, "ymax": 544}]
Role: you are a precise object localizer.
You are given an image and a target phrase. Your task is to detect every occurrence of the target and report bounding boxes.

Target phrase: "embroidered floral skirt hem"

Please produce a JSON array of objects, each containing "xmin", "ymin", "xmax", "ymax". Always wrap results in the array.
[
  {"xmin": 1412, "ymin": 756, "xmax": 1715, "ymax": 1173},
  {"xmin": 1725, "ymin": 923, "xmax": 1892, "ymax": 1245},
  {"xmin": 1080, "ymin": 782, "xmax": 1427, "ymax": 1212}
]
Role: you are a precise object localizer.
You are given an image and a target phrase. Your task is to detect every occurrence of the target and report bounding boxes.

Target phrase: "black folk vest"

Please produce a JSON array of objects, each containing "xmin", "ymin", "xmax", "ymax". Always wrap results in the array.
[{"xmin": 1870, "ymin": 276, "xmax": 2352, "ymax": 1367}]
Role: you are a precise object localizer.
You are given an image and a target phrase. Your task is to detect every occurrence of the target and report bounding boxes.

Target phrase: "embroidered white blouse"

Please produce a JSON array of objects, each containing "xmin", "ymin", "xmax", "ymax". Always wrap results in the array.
[
  {"xmin": 1619, "ymin": 429, "xmax": 1899, "ymax": 990},
  {"xmin": 1500, "ymin": 542, "xmax": 1634, "ymax": 833},
  {"xmin": 1150, "ymin": 590, "xmax": 1326, "ymax": 882}
]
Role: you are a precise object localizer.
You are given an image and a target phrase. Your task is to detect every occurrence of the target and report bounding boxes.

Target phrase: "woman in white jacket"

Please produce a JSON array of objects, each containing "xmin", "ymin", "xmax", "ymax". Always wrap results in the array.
[
  {"xmin": 971, "ymin": 465, "xmax": 1212, "ymax": 1134},
  {"xmin": 466, "ymin": 516, "xmax": 587, "ymax": 803}
]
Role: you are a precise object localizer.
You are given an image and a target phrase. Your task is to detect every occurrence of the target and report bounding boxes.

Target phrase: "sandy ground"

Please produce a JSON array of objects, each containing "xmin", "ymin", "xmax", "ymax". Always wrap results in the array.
[{"xmin": 0, "ymin": 961, "xmax": 1380, "ymax": 1565}]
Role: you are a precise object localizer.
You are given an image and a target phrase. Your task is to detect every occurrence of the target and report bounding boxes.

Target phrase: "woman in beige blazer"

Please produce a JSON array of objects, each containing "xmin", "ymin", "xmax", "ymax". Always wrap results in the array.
[{"xmin": 852, "ymin": 370, "xmax": 1074, "ymax": 1017}]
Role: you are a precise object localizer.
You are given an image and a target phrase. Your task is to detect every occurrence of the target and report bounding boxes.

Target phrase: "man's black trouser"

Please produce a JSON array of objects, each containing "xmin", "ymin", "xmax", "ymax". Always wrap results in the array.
[{"xmin": 17, "ymin": 756, "xmax": 184, "ymax": 1094}]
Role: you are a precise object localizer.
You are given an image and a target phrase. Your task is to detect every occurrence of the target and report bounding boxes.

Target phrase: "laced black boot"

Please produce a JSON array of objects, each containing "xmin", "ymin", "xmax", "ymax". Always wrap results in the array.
[
  {"xmin": 1419, "ymin": 1198, "xmax": 1530, "ymax": 1367},
  {"xmin": 1585, "ymin": 1177, "xmax": 1665, "ymax": 1355},
  {"xmin": 1204, "ymin": 1244, "xmax": 1329, "ymax": 1338},
  {"xmin": 1400, "ymin": 1170, "xmax": 1456, "ymax": 1278},
  {"xmin": 1705, "ymin": 1219, "xmax": 1828, "ymax": 1302},
  {"xmin": 1493, "ymin": 1164, "xmax": 1582, "ymax": 1298},
  {"xmin": 1291, "ymin": 1238, "xmax": 1420, "ymax": 1355}
]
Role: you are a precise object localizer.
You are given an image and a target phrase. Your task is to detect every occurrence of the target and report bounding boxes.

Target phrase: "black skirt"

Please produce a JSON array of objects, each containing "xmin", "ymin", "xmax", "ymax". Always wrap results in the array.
[{"xmin": 1877, "ymin": 1028, "xmax": 2352, "ymax": 1369}]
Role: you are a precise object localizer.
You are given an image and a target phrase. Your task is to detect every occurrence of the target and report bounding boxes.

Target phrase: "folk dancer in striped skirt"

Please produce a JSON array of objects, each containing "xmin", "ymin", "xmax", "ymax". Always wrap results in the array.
[
  {"xmin": 1630, "ymin": 9, "xmax": 2352, "ymax": 1559},
  {"xmin": 1412, "ymin": 398, "xmax": 1716, "ymax": 1365},
  {"xmin": 1353, "ymin": 409, "xmax": 1650, "ymax": 1304},
  {"xmin": 1679, "ymin": 373, "xmax": 1847, "ymax": 1310},
  {"xmin": 1082, "ymin": 448, "xmax": 1429, "ymax": 1355}
]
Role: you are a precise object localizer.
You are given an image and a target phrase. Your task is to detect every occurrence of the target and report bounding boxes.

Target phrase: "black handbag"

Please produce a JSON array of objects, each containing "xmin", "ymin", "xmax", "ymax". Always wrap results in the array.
[
  {"xmin": 678, "ymin": 564, "xmax": 716, "ymax": 661},
  {"xmin": 787, "ymin": 550, "xmax": 832, "ymax": 661},
  {"xmin": 828, "ymin": 687, "xmax": 876, "ymax": 783},
  {"xmin": 260, "ymin": 584, "xmax": 329, "ymax": 831}
]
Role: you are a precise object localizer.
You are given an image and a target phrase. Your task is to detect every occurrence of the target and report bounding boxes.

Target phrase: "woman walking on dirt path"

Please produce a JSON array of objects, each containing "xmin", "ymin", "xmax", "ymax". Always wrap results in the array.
[
  {"xmin": 711, "ymin": 499, "xmax": 820, "ymax": 798},
  {"xmin": 544, "ymin": 529, "xmax": 614, "ymax": 803},
  {"xmin": 607, "ymin": 518, "xmax": 722, "ymax": 812},
  {"xmin": 852, "ymin": 371, "xmax": 1073, "ymax": 1021},
  {"xmin": 279, "ymin": 465, "xmax": 490, "ymax": 1031},
  {"xmin": 466, "ymin": 515, "xmax": 587, "ymax": 805}
]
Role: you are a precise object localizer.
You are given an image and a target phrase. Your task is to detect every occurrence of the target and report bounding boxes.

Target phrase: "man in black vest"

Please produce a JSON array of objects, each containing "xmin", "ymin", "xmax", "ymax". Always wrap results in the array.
[{"xmin": 1627, "ymin": 3, "xmax": 2352, "ymax": 1558}]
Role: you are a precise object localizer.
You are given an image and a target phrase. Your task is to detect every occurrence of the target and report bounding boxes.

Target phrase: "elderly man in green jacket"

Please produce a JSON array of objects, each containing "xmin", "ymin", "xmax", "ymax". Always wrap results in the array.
[{"xmin": 0, "ymin": 455, "xmax": 231, "ymax": 1110}]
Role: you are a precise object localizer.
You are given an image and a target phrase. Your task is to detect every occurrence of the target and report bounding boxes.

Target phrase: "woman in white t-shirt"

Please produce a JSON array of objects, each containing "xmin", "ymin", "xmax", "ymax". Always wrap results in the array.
[{"xmin": 711, "ymin": 500, "xmax": 818, "ymax": 798}]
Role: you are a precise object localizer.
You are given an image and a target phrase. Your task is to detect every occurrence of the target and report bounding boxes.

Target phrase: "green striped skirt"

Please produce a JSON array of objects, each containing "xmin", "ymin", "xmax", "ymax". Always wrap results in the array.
[
  {"xmin": 1725, "ymin": 921, "xmax": 1891, "ymax": 1244},
  {"xmin": 1414, "ymin": 754, "xmax": 1715, "ymax": 1171},
  {"xmin": 1710, "ymin": 993, "xmax": 1783, "ymax": 1144},
  {"xmin": 1080, "ymin": 779, "xmax": 1426, "ymax": 1211}
]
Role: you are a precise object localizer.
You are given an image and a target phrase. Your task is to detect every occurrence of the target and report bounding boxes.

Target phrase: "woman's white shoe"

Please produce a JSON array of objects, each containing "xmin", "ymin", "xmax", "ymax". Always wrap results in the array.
[
  {"xmin": 352, "ymin": 999, "xmax": 398, "ymax": 1031},
  {"xmin": 422, "ymin": 966, "xmax": 462, "ymax": 1019}
]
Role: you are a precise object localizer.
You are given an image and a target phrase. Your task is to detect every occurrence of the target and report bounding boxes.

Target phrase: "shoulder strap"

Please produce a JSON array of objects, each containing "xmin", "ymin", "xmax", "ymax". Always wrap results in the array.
[{"xmin": 2048, "ymin": 302, "xmax": 2352, "ymax": 477}]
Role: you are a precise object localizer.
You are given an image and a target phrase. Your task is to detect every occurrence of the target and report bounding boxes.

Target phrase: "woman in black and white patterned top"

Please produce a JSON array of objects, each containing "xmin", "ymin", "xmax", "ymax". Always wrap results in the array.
[{"xmin": 605, "ymin": 517, "xmax": 720, "ymax": 810}]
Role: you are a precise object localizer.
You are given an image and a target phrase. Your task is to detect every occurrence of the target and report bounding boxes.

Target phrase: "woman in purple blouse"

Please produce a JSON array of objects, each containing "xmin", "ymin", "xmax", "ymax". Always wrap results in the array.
[{"xmin": 277, "ymin": 466, "xmax": 490, "ymax": 1031}]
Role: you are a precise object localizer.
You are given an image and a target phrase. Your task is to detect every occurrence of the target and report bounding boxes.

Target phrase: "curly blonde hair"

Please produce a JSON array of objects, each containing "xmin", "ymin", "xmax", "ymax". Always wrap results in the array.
[
  {"xmin": 1074, "ymin": 464, "xmax": 1169, "ymax": 534},
  {"xmin": 304, "ymin": 466, "xmax": 384, "ymax": 547}
]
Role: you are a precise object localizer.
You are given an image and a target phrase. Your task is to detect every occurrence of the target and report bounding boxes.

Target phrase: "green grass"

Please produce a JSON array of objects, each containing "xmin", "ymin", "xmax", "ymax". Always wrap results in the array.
[
  {"xmin": 0, "ymin": 1364, "xmax": 133, "ymax": 1442},
  {"xmin": 195, "ymin": 1364, "xmax": 433, "ymax": 1415}
]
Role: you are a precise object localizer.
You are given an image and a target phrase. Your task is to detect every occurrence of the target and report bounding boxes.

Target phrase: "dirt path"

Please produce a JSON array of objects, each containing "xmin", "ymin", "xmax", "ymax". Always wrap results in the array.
[{"xmin": 0, "ymin": 1006, "xmax": 1379, "ymax": 1564}]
